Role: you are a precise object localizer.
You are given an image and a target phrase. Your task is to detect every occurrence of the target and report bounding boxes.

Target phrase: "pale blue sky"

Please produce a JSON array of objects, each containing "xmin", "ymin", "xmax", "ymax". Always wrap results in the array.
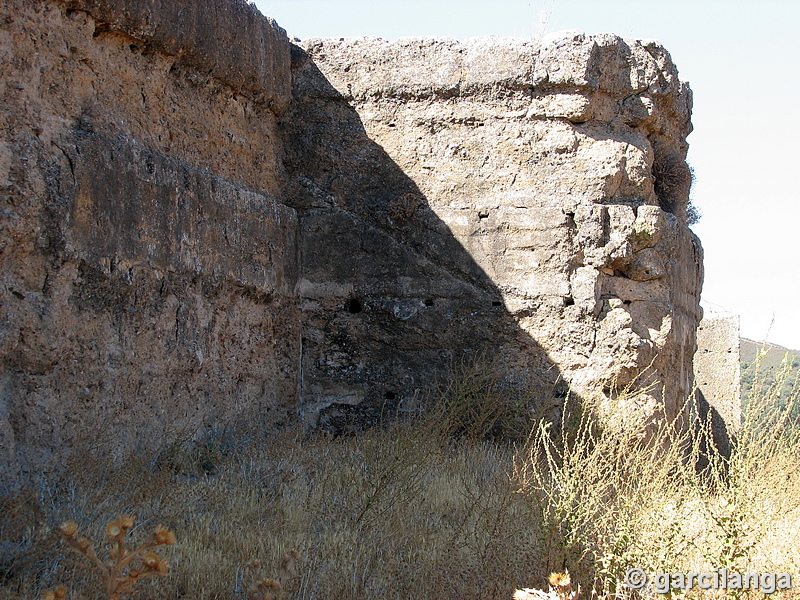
[{"xmin": 255, "ymin": 0, "xmax": 800, "ymax": 349}]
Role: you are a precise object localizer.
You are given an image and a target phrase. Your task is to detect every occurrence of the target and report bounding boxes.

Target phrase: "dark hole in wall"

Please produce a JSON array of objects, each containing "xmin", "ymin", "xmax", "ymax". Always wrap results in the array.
[
  {"xmin": 284, "ymin": 43, "xmax": 586, "ymax": 439},
  {"xmin": 385, "ymin": 391, "xmax": 396, "ymax": 400},
  {"xmin": 93, "ymin": 22, "xmax": 112, "ymax": 37},
  {"xmin": 346, "ymin": 298, "xmax": 362, "ymax": 314}
]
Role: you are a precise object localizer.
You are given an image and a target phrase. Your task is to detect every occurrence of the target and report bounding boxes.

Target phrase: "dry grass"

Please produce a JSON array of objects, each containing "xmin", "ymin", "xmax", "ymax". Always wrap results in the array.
[
  {"xmin": 1, "ymin": 361, "xmax": 798, "ymax": 600},
  {"xmin": 424, "ymin": 353, "xmax": 535, "ymax": 443},
  {"xmin": 387, "ymin": 192, "xmax": 421, "ymax": 222},
  {"xmin": 513, "ymin": 364, "xmax": 800, "ymax": 600},
  {"xmin": 0, "ymin": 422, "xmax": 541, "ymax": 600}
]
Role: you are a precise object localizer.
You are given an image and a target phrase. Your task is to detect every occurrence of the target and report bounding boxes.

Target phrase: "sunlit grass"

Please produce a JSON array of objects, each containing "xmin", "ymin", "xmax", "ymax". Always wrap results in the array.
[{"xmin": 1, "ymin": 357, "xmax": 798, "ymax": 600}]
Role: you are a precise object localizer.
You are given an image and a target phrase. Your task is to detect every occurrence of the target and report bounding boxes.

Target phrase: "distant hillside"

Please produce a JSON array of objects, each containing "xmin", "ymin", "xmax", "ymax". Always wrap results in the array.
[
  {"xmin": 741, "ymin": 338, "xmax": 800, "ymax": 366},
  {"xmin": 740, "ymin": 338, "xmax": 800, "ymax": 412}
]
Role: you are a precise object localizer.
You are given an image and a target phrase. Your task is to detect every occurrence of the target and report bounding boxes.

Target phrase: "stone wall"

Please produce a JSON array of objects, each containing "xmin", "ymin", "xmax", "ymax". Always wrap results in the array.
[
  {"xmin": 287, "ymin": 34, "xmax": 702, "ymax": 430},
  {"xmin": 1, "ymin": 0, "xmax": 704, "ymax": 487},
  {"xmin": 694, "ymin": 313, "xmax": 741, "ymax": 456},
  {"xmin": 0, "ymin": 0, "xmax": 299, "ymax": 485}
]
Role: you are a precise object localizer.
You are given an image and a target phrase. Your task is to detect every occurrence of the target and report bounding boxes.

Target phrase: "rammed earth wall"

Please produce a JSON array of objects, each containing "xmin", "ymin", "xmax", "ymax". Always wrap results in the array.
[
  {"xmin": 0, "ymin": 0, "xmax": 298, "ymax": 484},
  {"xmin": 286, "ymin": 35, "xmax": 702, "ymax": 431},
  {"xmin": 0, "ymin": 0, "xmax": 713, "ymax": 487}
]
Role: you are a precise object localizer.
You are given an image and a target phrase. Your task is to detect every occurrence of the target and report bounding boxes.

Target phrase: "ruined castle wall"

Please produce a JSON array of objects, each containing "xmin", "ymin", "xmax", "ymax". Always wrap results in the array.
[
  {"xmin": 289, "ymin": 34, "xmax": 702, "ymax": 427},
  {"xmin": 0, "ymin": 0, "xmax": 299, "ymax": 484},
  {"xmin": 694, "ymin": 313, "xmax": 741, "ymax": 445},
  {"xmin": 1, "ymin": 0, "xmax": 705, "ymax": 484}
]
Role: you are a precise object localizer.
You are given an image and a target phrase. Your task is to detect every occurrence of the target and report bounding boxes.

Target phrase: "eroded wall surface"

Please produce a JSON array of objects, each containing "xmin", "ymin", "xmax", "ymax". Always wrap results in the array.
[
  {"xmin": 1, "ymin": 0, "xmax": 705, "ymax": 485},
  {"xmin": 288, "ymin": 34, "xmax": 703, "ymax": 429},
  {"xmin": 694, "ymin": 313, "xmax": 741, "ymax": 455},
  {"xmin": 0, "ymin": 0, "xmax": 299, "ymax": 484}
]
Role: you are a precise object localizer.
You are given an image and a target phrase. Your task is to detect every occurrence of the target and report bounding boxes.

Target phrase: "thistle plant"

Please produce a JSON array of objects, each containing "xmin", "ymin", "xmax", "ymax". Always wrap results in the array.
[
  {"xmin": 513, "ymin": 571, "xmax": 580, "ymax": 600},
  {"xmin": 41, "ymin": 585, "xmax": 68, "ymax": 600},
  {"xmin": 50, "ymin": 516, "xmax": 176, "ymax": 600},
  {"xmin": 247, "ymin": 550, "xmax": 301, "ymax": 600},
  {"xmin": 548, "ymin": 571, "xmax": 580, "ymax": 600}
]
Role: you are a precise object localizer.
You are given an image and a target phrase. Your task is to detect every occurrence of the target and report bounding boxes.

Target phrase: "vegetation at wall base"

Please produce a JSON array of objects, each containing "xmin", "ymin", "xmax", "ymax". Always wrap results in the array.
[
  {"xmin": 0, "ymin": 361, "xmax": 798, "ymax": 600},
  {"xmin": 44, "ymin": 517, "xmax": 175, "ymax": 600}
]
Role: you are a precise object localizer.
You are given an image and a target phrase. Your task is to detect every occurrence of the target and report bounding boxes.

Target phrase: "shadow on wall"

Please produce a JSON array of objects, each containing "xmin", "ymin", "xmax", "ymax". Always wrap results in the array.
[
  {"xmin": 692, "ymin": 388, "xmax": 734, "ymax": 478},
  {"xmin": 281, "ymin": 45, "xmax": 573, "ymax": 434}
]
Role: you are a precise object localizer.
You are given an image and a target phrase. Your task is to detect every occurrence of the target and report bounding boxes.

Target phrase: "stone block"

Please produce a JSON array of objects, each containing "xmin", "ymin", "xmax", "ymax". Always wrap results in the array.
[
  {"xmin": 54, "ymin": 0, "xmax": 291, "ymax": 112},
  {"xmin": 694, "ymin": 313, "xmax": 741, "ymax": 434}
]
